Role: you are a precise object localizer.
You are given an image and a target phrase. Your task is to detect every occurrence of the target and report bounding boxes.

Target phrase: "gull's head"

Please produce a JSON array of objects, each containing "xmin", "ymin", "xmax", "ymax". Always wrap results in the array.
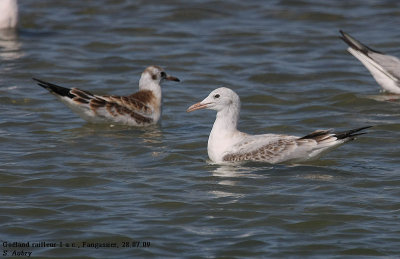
[
  {"xmin": 139, "ymin": 65, "xmax": 180, "ymax": 90},
  {"xmin": 187, "ymin": 87, "xmax": 240, "ymax": 113}
]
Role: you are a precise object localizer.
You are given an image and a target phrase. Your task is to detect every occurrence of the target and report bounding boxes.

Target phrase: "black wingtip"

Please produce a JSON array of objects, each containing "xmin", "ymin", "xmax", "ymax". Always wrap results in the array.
[
  {"xmin": 32, "ymin": 77, "xmax": 43, "ymax": 83},
  {"xmin": 338, "ymin": 30, "xmax": 350, "ymax": 46},
  {"xmin": 298, "ymin": 129, "xmax": 332, "ymax": 140},
  {"xmin": 334, "ymin": 126, "xmax": 372, "ymax": 140},
  {"xmin": 339, "ymin": 30, "xmax": 363, "ymax": 51},
  {"xmin": 33, "ymin": 77, "xmax": 74, "ymax": 98},
  {"xmin": 339, "ymin": 30, "xmax": 382, "ymax": 55},
  {"xmin": 338, "ymin": 29, "xmax": 345, "ymax": 39}
]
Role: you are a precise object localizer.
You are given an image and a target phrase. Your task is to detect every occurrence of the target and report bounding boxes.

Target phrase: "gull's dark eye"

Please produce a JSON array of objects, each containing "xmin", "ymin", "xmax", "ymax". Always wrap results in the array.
[
  {"xmin": 214, "ymin": 94, "xmax": 220, "ymax": 99},
  {"xmin": 160, "ymin": 71, "xmax": 166, "ymax": 78}
]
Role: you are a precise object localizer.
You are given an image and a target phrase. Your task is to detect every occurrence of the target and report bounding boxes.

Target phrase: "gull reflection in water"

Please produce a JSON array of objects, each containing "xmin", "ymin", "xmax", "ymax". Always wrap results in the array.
[
  {"xmin": 209, "ymin": 164, "xmax": 271, "ymax": 199},
  {"xmin": 366, "ymin": 94, "xmax": 400, "ymax": 102},
  {"xmin": 211, "ymin": 164, "xmax": 270, "ymax": 178},
  {"xmin": 0, "ymin": 29, "xmax": 23, "ymax": 61},
  {"xmin": 69, "ymin": 123, "xmax": 164, "ymax": 145}
]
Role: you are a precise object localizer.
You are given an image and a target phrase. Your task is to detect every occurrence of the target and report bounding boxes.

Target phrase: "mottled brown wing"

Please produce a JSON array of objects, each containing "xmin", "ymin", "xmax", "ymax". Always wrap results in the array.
[
  {"xmin": 100, "ymin": 90, "xmax": 156, "ymax": 116},
  {"xmin": 223, "ymin": 138, "xmax": 298, "ymax": 163},
  {"xmin": 87, "ymin": 90, "xmax": 156, "ymax": 124},
  {"xmin": 69, "ymin": 88, "xmax": 94, "ymax": 104}
]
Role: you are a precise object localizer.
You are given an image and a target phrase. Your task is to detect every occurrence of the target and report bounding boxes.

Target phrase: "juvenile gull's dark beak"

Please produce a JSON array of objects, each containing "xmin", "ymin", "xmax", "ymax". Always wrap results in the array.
[{"xmin": 166, "ymin": 74, "xmax": 180, "ymax": 82}]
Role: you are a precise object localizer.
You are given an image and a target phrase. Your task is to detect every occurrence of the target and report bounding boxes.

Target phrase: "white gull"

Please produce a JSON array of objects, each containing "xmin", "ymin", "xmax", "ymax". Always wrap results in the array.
[
  {"xmin": 340, "ymin": 30, "xmax": 400, "ymax": 94},
  {"xmin": 33, "ymin": 66, "xmax": 180, "ymax": 126},
  {"xmin": 0, "ymin": 0, "xmax": 18, "ymax": 29},
  {"xmin": 187, "ymin": 87, "xmax": 371, "ymax": 164}
]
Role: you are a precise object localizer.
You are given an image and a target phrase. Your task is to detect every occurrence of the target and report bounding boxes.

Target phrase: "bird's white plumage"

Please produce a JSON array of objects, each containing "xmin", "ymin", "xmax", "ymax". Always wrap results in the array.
[
  {"xmin": 340, "ymin": 30, "xmax": 400, "ymax": 94},
  {"xmin": 0, "ymin": 0, "xmax": 18, "ymax": 29},
  {"xmin": 187, "ymin": 87, "xmax": 368, "ymax": 164}
]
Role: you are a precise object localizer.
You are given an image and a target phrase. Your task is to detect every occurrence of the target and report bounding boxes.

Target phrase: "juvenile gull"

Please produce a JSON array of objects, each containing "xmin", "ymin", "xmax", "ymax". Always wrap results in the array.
[
  {"xmin": 0, "ymin": 0, "xmax": 18, "ymax": 29},
  {"xmin": 187, "ymin": 87, "xmax": 371, "ymax": 164},
  {"xmin": 340, "ymin": 30, "xmax": 400, "ymax": 94},
  {"xmin": 33, "ymin": 66, "xmax": 180, "ymax": 126}
]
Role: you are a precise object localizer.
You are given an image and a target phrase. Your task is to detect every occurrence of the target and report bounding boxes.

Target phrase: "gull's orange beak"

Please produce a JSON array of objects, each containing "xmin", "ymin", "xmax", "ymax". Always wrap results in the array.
[{"xmin": 187, "ymin": 102, "xmax": 210, "ymax": 112}]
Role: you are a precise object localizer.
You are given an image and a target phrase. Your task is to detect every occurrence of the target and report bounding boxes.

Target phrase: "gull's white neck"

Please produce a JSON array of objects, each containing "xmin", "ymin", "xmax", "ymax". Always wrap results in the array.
[
  {"xmin": 139, "ymin": 75, "xmax": 162, "ymax": 101},
  {"xmin": 0, "ymin": 0, "xmax": 18, "ymax": 29},
  {"xmin": 138, "ymin": 74, "xmax": 162, "ymax": 122},
  {"xmin": 208, "ymin": 104, "xmax": 241, "ymax": 162}
]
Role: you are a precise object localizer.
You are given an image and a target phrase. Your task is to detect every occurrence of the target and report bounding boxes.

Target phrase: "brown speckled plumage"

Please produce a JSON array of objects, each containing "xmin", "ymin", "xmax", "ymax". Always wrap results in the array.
[
  {"xmin": 33, "ymin": 66, "xmax": 179, "ymax": 126},
  {"xmin": 223, "ymin": 138, "xmax": 297, "ymax": 162}
]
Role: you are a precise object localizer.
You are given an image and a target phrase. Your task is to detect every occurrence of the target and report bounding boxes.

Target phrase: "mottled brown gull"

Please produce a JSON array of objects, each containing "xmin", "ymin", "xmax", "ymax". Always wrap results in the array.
[{"xmin": 33, "ymin": 66, "xmax": 180, "ymax": 126}]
